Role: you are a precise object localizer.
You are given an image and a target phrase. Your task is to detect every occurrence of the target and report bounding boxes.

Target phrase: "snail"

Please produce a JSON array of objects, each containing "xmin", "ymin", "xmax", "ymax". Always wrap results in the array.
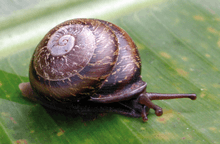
[{"xmin": 19, "ymin": 18, "xmax": 196, "ymax": 122}]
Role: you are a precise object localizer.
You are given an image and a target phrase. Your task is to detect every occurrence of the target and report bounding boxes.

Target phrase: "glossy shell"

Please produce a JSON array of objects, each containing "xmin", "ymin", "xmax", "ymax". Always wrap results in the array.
[{"xmin": 30, "ymin": 19, "xmax": 119, "ymax": 102}]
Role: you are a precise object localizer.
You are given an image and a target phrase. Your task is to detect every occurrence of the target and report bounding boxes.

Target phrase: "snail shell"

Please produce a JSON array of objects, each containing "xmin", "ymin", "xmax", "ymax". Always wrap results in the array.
[{"xmin": 29, "ymin": 18, "xmax": 142, "ymax": 104}]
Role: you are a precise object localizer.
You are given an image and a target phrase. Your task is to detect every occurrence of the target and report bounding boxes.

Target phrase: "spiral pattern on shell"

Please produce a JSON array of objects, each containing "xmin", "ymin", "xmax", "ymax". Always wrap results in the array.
[
  {"xmin": 48, "ymin": 34, "xmax": 75, "ymax": 56},
  {"xmin": 34, "ymin": 24, "xmax": 97, "ymax": 80}
]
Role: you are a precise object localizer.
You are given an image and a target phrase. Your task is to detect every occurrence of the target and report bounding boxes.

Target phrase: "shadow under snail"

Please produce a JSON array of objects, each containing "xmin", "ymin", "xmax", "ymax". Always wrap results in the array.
[{"xmin": 19, "ymin": 18, "xmax": 196, "ymax": 122}]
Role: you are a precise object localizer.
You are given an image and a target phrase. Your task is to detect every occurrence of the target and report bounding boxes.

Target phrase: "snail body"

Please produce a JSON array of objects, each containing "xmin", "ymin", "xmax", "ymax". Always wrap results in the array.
[{"xmin": 19, "ymin": 18, "xmax": 196, "ymax": 122}]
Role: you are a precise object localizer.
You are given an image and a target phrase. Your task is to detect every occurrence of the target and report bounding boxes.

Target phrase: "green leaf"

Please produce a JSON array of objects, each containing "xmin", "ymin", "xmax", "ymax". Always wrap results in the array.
[{"xmin": 0, "ymin": 0, "xmax": 219, "ymax": 143}]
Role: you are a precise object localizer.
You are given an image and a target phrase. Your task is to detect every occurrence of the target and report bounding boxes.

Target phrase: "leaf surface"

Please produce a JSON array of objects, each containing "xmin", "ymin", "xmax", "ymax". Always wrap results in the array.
[{"xmin": 0, "ymin": 0, "xmax": 219, "ymax": 143}]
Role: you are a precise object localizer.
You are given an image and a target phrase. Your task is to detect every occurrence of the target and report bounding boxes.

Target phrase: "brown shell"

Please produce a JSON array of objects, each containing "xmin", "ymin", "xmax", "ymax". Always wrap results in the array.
[{"xmin": 29, "ymin": 19, "xmax": 119, "ymax": 102}]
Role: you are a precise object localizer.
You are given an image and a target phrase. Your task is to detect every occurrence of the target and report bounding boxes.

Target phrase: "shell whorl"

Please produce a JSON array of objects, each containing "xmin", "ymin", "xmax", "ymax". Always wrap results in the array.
[
  {"xmin": 33, "ymin": 24, "xmax": 96, "ymax": 80},
  {"xmin": 48, "ymin": 34, "xmax": 75, "ymax": 56}
]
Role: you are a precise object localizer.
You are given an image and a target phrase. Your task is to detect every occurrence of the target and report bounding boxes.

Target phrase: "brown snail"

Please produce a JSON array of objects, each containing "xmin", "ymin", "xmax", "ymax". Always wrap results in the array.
[{"xmin": 19, "ymin": 18, "xmax": 196, "ymax": 122}]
